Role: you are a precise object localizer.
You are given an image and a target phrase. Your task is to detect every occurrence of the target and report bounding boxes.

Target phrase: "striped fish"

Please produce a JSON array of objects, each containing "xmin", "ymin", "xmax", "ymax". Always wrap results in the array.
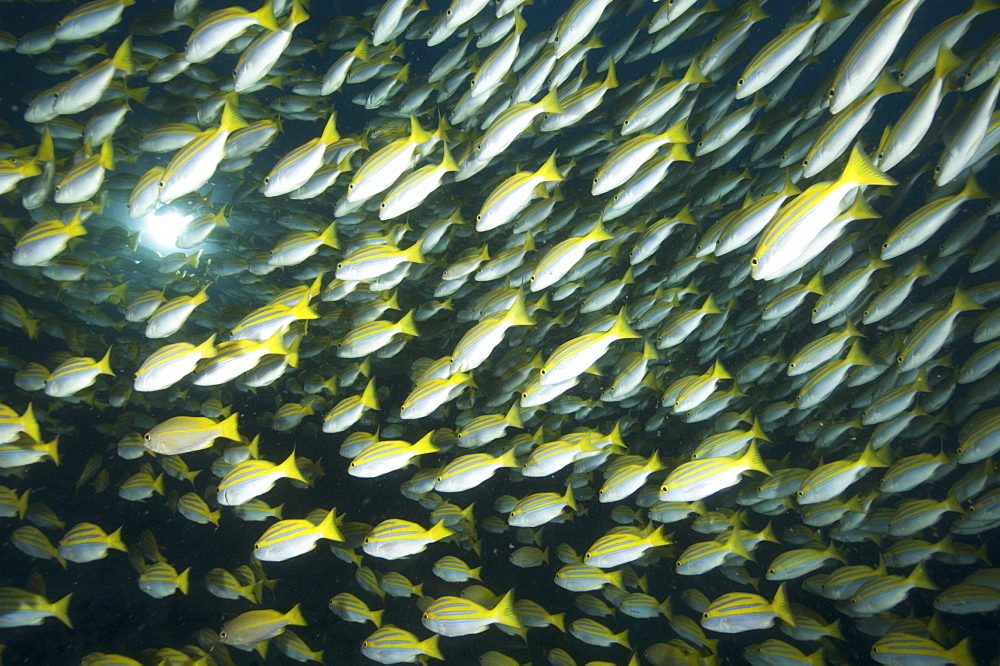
[{"xmin": 254, "ymin": 508, "xmax": 343, "ymax": 562}]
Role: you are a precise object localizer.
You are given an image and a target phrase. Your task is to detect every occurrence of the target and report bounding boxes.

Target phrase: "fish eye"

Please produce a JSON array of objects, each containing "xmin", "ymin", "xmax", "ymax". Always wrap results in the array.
[
  {"xmin": 133, "ymin": 373, "xmax": 139, "ymax": 379},
  {"xmin": 521, "ymin": 393, "xmax": 528, "ymax": 399},
  {"xmin": 220, "ymin": 631, "xmax": 227, "ymax": 638},
  {"xmin": 702, "ymin": 612, "xmax": 709, "ymax": 619},
  {"xmin": 934, "ymin": 165, "xmax": 941, "ymax": 173},
  {"xmin": 263, "ymin": 177, "xmax": 269, "ymax": 184},
  {"xmin": 476, "ymin": 214, "xmax": 482, "ymax": 221},
  {"xmin": 897, "ymin": 355, "xmax": 904, "ymax": 363},
  {"xmin": 827, "ymin": 89, "xmax": 835, "ymax": 98},
  {"xmin": 539, "ymin": 369, "xmax": 546, "ymax": 375},
  {"xmin": 623, "ymin": 119, "xmax": 629, "ymax": 126},
  {"xmin": 796, "ymin": 490, "xmax": 804, "ymax": 497},
  {"xmin": 812, "ymin": 308, "xmax": 818, "ymax": 314},
  {"xmin": 737, "ymin": 79, "xmax": 744, "ymax": 86},
  {"xmin": 750, "ymin": 258, "xmax": 758, "ymax": 265},
  {"xmin": 697, "ymin": 141, "xmax": 704, "ymax": 148},
  {"xmin": 158, "ymin": 181, "xmax": 165, "ymax": 188},
  {"xmin": 348, "ymin": 183, "xmax": 354, "ymax": 189},
  {"xmin": 254, "ymin": 543, "xmax": 260, "ymax": 549},
  {"xmin": 593, "ymin": 177, "xmax": 598, "ymax": 184},
  {"xmin": 445, "ymin": 8, "xmax": 451, "ymax": 14},
  {"xmin": 802, "ymin": 159, "xmax": 809, "ymax": 167},
  {"xmin": 144, "ymin": 433, "xmax": 152, "ymax": 441}
]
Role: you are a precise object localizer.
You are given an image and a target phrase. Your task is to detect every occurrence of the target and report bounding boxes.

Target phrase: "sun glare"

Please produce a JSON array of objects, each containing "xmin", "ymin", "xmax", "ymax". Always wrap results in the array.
[{"xmin": 143, "ymin": 210, "xmax": 192, "ymax": 253}]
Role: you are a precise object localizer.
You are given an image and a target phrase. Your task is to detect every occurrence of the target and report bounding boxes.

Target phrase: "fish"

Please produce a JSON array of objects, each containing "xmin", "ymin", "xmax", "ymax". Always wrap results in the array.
[
  {"xmin": 362, "ymin": 518, "xmax": 454, "ymax": 560},
  {"xmin": 253, "ymin": 508, "xmax": 344, "ymax": 561},
  {"xmin": 0, "ymin": 588, "xmax": 73, "ymax": 629},
  {"xmin": 143, "ymin": 413, "xmax": 240, "ymax": 455},
  {"xmin": 219, "ymin": 604, "xmax": 307, "ymax": 651},
  {"xmin": 421, "ymin": 589, "xmax": 524, "ymax": 637},
  {"xmin": 0, "ymin": 1, "xmax": 998, "ymax": 663}
]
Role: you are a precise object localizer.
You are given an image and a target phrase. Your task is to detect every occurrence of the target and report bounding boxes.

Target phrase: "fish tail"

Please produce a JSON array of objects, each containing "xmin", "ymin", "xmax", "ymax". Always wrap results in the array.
[
  {"xmin": 254, "ymin": 0, "xmax": 280, "ymax": 32},
  {"xmin": 218, "ymin": 412, "xmax": 240, "ymax": 442},
  {"xmin": 52, "ymin": 593, "xmax": 74, "ymax": 629},
  {"xmin": 906, "ymin": 561, "xmax": 939, "ymax": 591},
  {"xmin": 772, "ymin": 582, "xmax": 797, "ymax": 626},
  {"xmin": 934, "ymin": 44, "xmax": 963, "ymax": 79},
  {"xmin": 280, "ymin": 450, "xmax": 308, "ymax": 484},
  {"xmin": 361, "ymin": 379, "xmax": 380, "ymax": 410},
  {"xmin": 840, "ymin": 144, "xmax": 897, "ymax": 187},
  {"xmin": 176, "ymin": 567, "xmax": 191, "ymax": 595},
  {"xmin": 286, "ymin": 602, "xmax": 309, "ymax": 626},
  {"xmin": 562, "ymin": 484, "xmax": 578, "ymax": 512},
  {"xmin": 493, "ymin": 589, "xmax": 524, "ymax": 634},
  {"xmin": 46, "ymin": 436, "xmax": 61, "ymax": 466},
  {"xmin": 739, "ymin": 440, "xmax": 770, "ymax": 475},
  {"xmin": 107, "ymin": 526, "xmax": 127, "ymax": 552},
  {"xmin": 427, "ymin": 519, "xmax": 455, "ymax": 543},
  {"xmin": 396, "ymin": 310, "xmax": 419, "ymax": 337},
  {"xmin": 421, "ymin": 634, "xmax": 443, "ymax": 660},
  {"xmin": 112, "ymin": 37, "xmax": 134, "ymax": 74},
  {"xmin": 535, "ymin": 151, "xmax": 563, "ymax": 182},
  {"xmin": 540, "ymin": 88, "xmax": 564, "ymax": 114}
]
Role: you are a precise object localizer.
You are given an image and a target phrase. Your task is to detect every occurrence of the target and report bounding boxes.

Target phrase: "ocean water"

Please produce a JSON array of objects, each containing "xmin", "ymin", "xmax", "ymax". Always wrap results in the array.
[{"xmin": 1, "ymin": 0, "xmax": 999, "ymax": 664}]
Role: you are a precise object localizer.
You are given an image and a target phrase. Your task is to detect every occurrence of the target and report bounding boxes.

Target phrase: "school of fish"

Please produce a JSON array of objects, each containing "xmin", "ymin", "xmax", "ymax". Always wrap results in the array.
[{"xmin": 0, "ymin": 0, "xmax": 999, "ymax": 663}]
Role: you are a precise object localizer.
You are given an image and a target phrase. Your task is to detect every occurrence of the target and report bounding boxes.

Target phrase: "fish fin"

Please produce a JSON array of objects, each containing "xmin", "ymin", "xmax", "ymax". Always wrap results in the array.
[
  {"xmin": 51, "ymin": 593, "xmax": 73, "ymax": 629},
  {"xmin": 840, "ymin": 144, "xmax": 897, "ymax": 187},
  {"xmin": 562, "ymin": 484, "xmax": 578, "ymax": 512},
  {"xmin": 906, "ymin": 561, "xmax": 938, "ymax": 591},
  {"xmin": 947, "ymin": 637, "xmax": 976, "ymax": 666},
  {"xmin": 285, "ymin": 602, "xmax": 308, "ymax": 626},
  {"xmin": 816, "ymin": 0, "xmax": 849, "ymax": 22},
  {"xmin": 535, "ymin": 151, "xmax": 563, "ymax": 182},
  {"xmin": 427, "ymin": 519, "xmax": 455, "ymax": 543},
  {"xmin": 361, "ymin": 379, "xmax": 380, "ymax": 410},
  {"xmin": 253, "ymin": 0, "xmax": 280, "ymax": 32},
  {"xmin": 320, "ymin": 113, "xmax": 340, "ymax": 145},
  {"xmin": 421, "ymin": 634, "xmax": 443, "ymax": 660},
  {"xmin": 413, "ymin": 431, "xmax": 440, "ymax": 455},
  {"xmin": 662, "ymin": 119, "xmax": 692, "ymax": 144},
  {"xmin": 395, "ymin": 310, "xmax": 419, "ymax": 337},
  {"xmin": 96, "ymin": 347, "xmax": 115, "ymax": 376},
  {"xmin": 934, "ymin": 44, "xmax": 964, "ymax": 79},
  {"xmin": 498, "ymin": 447, "xmax": 519, "ymax": 468},
  {"xmin": 738, "ymin": 440, "xmax": 770, "ymax": 475},
  {"xmin": 176, "ymin": 567, "xmax": 191, "ymax": 595},
  {"xmin": 540, "ymin": 87, "xmax": 564, "ymax": 114},
  {"xmin": 279, "ymin": 450, "xmax": 308, "ymax": 484},
  {"xmin": 493, "ymin": 589, "xmax": 524, "ymax": 634},
  {"xmin": 112, "ymin": 37, "xmax": 134, "ymax": 74},
  {"xmin": 218, "ymin": 412, "xmax": 240, "ymax": 442},
  {"xmin": 772, "ymin": 582, "xmax": 796, "ymax": 626},
  {"xmin": 107, "ymin": 526, "xmax": 127, "ymax": 552}
]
